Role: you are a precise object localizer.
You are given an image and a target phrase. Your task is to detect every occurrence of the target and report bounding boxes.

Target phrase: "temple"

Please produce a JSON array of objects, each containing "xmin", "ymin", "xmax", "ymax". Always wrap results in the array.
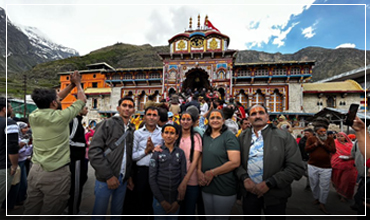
[{"xmin": 58, "ymin": 15, "xmax": 365, "ymax": 125}]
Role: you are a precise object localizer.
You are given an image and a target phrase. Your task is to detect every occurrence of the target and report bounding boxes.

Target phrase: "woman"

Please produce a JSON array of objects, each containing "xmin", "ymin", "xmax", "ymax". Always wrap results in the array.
[
  {"xmin": 331, "ymin": 132, "xmax": 358, "ymax": 202},
  {"xmin": 16, "ymin": 122, "xmax": 33, "ymax": 205},
  {"xmin": 199, "ymin": 109, "xmax": 240, "ymax": 218},
  {"xmin": 177, "ymin": 112, "xmax": 202, "ymax": 218}
]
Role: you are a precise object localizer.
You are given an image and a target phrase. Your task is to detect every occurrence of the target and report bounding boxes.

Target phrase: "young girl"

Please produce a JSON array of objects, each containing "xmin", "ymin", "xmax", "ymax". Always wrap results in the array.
[
  {"xmin": 149, "ymin": 123, "xmax": 186, "ymax": 219},
  {"xmin": 177, "ymin": 112, "xmax": 202, "ymax": 218}
]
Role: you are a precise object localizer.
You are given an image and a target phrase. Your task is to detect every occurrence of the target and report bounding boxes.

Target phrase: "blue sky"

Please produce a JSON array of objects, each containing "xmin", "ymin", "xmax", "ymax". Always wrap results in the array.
[
  {"xmin": 1, "ymin": 0, "xmax": 368, "ymax": 55},
  {"xmin": 247, "ymin": 0, "xmax": 368, "ymax": 53}
]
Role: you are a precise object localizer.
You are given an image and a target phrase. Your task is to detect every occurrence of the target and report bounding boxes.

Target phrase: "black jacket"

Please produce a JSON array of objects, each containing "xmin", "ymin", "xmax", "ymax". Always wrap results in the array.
[
  {"xmin": 88, "ymin": 116, "xmax": 135, "ymax": 182},
  {"xmin": 236, "ymin": 124, "xmax": 304, "ymax": 206}
]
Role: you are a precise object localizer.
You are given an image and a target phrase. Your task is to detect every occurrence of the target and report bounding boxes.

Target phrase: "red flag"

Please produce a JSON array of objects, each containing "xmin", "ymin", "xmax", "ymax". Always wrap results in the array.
[{"xmin": 205, "ymin": 19, "xmax": 220, "ymax": 32}]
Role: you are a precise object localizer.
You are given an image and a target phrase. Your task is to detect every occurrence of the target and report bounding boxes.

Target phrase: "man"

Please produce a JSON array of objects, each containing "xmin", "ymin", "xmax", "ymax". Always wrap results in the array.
[
  {"xmin": 144, "ymin": 95, "xmax": 162, "ymax": 110},
  {"xmin": 0, "ymin": 98, "xmax": 18, "ymax": 206},
  {"xmin": 157, "ymin": 107, "xmax": 168, "ymax": 127},
  {"xmin": 298, "ymin": 128, "xmax": 314, "ymax": 190},
  {"xmin": 277, "ymin": 115, "xmax": 292, "ymax": 133},
  {"xmin": 182, "ymin": 94, "xmax": 200, "ymax": 113},
  {"xmin": 305, "ymin": 119, "xmax": 336, "ymax": 215},
  {"xmin": 131, "ymin": 106, "xmax": 163, "ymax": 216},
  {"xmin": 236, "ymin": 104, "xmax": 304, "ymax": 218},
  {"xmin": 89, "ymin": 97, "xmax": 135, "ymax": 219},
  {"xmin": 68, "ymin": 106, "xmax": 89, "ymax": 215},
  {"xmin": 236, "ymin": 118, "xmax": 251, "ymax": 137},
  {"xmin": 23, "ymin": 71, "xmax": 86, "ymax": 215}
]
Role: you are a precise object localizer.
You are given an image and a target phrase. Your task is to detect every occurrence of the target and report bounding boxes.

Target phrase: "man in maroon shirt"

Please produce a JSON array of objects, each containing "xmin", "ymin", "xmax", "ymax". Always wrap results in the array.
[{"xmin": 305, "ymin": 121, "xmax": 336, "ymax": 215}]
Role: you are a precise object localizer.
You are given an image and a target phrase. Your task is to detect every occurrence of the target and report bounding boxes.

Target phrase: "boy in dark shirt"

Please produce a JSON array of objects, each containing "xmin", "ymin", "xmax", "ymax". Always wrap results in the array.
[{"xmin": 149, "ymin": 123, "xmax": 186, "ymax": 217}]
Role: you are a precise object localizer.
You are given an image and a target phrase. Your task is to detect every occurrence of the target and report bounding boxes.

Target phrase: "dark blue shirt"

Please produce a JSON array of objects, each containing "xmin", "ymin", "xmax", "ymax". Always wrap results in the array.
[{"xmin": 149, "ymin": 145, "xmax": 186, "ymax": 203}]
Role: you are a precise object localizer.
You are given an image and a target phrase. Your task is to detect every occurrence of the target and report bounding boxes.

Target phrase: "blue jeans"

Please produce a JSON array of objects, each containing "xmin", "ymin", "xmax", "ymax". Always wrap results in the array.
[
  {"xmin": 92, "ymin": 174, "xmax": 127, "ymax": 220},
  {"xmin": 179, "ymin": 185, "xmax": 199, "ymax": 218},
  {"xmin": 17, "ymin": 160, "xmax": 28, "ymax": 203},
  {"xmin": 153, "ymin": 197, "xmax": 179, "ymax": 220}
]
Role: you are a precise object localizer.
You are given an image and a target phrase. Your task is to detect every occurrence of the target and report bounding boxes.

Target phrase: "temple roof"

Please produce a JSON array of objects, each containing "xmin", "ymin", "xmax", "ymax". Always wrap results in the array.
[{"xmin": 303, "ymin": 80, "xmax": 364, "ymax": 93}]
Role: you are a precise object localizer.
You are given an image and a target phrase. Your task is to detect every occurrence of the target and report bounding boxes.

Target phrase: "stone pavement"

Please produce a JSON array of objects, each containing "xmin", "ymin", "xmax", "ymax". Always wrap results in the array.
[{"xmin": 2, "ymin": 163, "xmax": 360, "ymax": 219}]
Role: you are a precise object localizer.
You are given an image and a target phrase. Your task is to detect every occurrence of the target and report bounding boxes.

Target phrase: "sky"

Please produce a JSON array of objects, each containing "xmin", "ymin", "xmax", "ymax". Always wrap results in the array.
[{"xmin": 1, "ymin": 0, "xmax": 368, "ymax": 56}]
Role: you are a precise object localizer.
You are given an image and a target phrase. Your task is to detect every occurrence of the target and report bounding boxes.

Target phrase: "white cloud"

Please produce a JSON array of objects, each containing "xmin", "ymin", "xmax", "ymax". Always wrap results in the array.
[
  {"xmin": 272, "ymin": 22, "xmax": 299, "ymax": 47},
  {"xmin": 302, "ymin": 26, "xmax": 315, "ymax": 38},
  {"xmin": 335, "ymin": 43, "xmax": 356, "ymax": 49},
  {"xmin": 1, "ymin": 0, "xmax": 317, "ymax": 55},
  {"xmin": 301, "ymin": 20, "xmax": 319, "ymax": 39}
]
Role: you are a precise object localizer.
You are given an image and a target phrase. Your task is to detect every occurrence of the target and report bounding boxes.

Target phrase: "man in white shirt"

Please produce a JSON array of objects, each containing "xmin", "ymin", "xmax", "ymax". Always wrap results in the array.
[{"xmin": 132, "ymin": 106, "xmax": 163, "ymax": 215}]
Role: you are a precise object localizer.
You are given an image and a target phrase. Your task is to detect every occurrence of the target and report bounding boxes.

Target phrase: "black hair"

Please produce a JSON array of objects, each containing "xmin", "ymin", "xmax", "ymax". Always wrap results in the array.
[
  {"xmin": 303, "ymin": 128, "xmax": 314, "ymax": 134},
  {"xmin": 222, "ymin": 106, "xmax": 234, "ymax": 120},
  {"xmin": 144, "ymin": 106, "xmax": 159, "ymax": 115},
  {"xmin": 31, "ymin": 88, "xmax": 57, "ymax": 109},
  {"xmin": 205, "ymin": 109, "xmax": 228, "ymax": 136},
  {"xmin": 0, "ymin": 97, "xmax": 8, "ymax": 111},
  {"xmin": 118, "ymin": 97, "xmax": 135, "ymax": 107},
  {"xmin": 158, "ymin": 107, "xmax": 168, "ymax": 122},
  {"xmin": 176, "ymin": 112, "xmax": 202, "ymax": 163},
  {"xmin": 162, "ymin": 123, "xmax": 180, "ymax": 134},
  {"xmin": 246, "ymin": 104, "xmax": 268, "ymax": 115},
  {"xmin": 240, "ymin": 118, "xmax": 249, "ymax": 124}
]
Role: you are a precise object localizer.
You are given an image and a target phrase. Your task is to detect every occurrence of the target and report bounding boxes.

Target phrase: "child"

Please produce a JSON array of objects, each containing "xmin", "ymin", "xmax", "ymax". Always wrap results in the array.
[{"xmin": 149, "ymin": 123, "xmax": 186, "ymax": 219}]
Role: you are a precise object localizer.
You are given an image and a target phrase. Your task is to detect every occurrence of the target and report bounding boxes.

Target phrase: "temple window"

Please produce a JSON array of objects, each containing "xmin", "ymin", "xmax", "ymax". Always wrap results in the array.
[
  {"xmin": 123, "ymin": 73, "xmax": 132, "ymax": 80},
  {"xmin": 291, "ymin": 67, "xmax": 300, "ymax": 75},
  {"xmin": 255, "ymin": 68, "xmax": 268, "ymax": 76},
  {"xmin": 326, "ymin": 96, "xmax": 336, "ymax": 108},
  {"xmin": 150, "ymin": 72, "xmax": 161, "ymax": 79},
  {"xmin": 303, "ymin": 67, "xmax": 310, "ymax": 74},
  {"xmin": 237, "ymin": 90, "xmax": 248, "ymax": 108},
  {"xmin": 92, "ymin": 82, "xmax": 98, "ymax": 88},
  {"xmin": 238, "ymin": 69, "xmax": 251, "ymax": 77},
  {"xmin": 269, "ymin": 90, "xmax": 283, "ymax": 112},
  {"xmin": 217, "ymin": 69, "xmax": 226, "ymax": 79},
  {"xmin": 136, "ymin": 73, "xmax": 146, "ymax": 79},
  {"xmin": 272, "ymin": 68, "xmax": 286, "ymax": 76},
  {"xmin": 251, "ymin": 89, "xmax": 265, "ymax": 106}
]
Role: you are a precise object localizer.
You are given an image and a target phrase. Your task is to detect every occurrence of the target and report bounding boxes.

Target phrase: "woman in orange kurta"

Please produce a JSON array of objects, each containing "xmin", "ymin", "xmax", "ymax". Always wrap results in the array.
[{"xmin": 331, "ymin": 132, "xmax": 358, "ymax": 202}]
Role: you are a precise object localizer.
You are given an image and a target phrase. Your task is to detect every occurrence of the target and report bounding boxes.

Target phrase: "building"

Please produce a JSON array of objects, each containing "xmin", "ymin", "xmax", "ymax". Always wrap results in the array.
[{"xmin": 59, "ymin": 16, "xmax": 316, "ymax": 123}]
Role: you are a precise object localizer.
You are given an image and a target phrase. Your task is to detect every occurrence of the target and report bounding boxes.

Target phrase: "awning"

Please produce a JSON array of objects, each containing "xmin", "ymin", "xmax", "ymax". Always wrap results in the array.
[
  {"xmin": 310, "ymin": 107, "xmax": 370, "ymax": 127},
  {"xmin": 85, "ymin": 88, "xmax": 111, "ymax": 95}
]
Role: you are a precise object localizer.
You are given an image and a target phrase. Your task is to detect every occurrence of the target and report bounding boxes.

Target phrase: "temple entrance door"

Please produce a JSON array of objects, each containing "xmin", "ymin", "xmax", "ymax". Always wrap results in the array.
[{"xmin": 182, "ymin": 69, "xmax": 211, "ymax": 93}]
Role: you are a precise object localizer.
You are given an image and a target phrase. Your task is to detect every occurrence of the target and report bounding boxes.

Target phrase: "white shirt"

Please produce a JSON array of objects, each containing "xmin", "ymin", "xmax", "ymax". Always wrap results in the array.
[
  {"xmin": 132, "ymin": 125, "xmax": 163, "ymax": 166},
  {"xmin": 200, "ymin": 102, "xmax": 208, "ymax": 116},
  {"xmin": 120, "ymin": 122, "xmax": 131, "ymax": 178}
]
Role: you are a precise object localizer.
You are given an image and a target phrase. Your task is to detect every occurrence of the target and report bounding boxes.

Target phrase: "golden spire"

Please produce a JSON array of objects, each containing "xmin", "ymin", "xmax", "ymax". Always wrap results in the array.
[
  {"xmin": 205, "ymin": 15, "xmax": 208, "ymax": 26},
  {"xmin": 189, "ymin": 17, "xmax": 192, "ymax": 29},
  {"xmin": 197, "ymin": 14, "xmax": 200, "ymax": 28}
]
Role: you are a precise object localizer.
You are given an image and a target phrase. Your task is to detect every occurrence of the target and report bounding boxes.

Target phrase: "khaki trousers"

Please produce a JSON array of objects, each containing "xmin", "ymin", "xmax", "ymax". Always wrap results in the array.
[
  {"xmin": 0, "ymin": 168, "xmax": 14, "ymax": 204},
  {"xmin": 23, "ymin": 163, "xmax": 71, "ymax": 215}
]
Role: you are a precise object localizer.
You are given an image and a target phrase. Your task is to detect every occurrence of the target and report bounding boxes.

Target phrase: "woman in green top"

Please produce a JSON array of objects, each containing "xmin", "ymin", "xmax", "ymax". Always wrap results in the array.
[{"xmin": 198, "ymin": 109, "xmax": 240, "ymax": 218}]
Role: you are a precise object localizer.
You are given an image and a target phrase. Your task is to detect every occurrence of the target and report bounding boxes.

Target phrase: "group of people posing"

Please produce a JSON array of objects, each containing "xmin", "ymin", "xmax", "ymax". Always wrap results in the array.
[{"xmin": 1, "ymin": 71, "xmax": 368, "ymax": 219}]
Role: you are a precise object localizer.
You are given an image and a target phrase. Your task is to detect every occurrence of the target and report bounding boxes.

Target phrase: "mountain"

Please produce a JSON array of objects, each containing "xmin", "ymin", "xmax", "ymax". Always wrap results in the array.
[{"xmin": 0, "ymin": 7, "xmax": 79, "ymax": 77}]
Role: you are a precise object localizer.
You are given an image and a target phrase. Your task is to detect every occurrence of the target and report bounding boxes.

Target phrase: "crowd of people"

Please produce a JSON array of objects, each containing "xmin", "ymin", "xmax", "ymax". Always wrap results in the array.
[{"xmin": 1, "ymin": 73, "xmax": 369, "ymax": 219}]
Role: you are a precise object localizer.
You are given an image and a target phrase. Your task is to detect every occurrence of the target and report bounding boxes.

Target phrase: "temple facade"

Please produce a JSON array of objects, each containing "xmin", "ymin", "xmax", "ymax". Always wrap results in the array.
[{"xmin": 59, "ymin": 15, "xmax": 317, "ymax": 124}]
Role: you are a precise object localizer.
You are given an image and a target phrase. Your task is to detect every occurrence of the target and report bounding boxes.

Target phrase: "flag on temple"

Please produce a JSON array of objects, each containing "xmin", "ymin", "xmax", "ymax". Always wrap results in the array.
[{"xmin": 205, "ymin": 19, "xmax": 220, "ymax": 32}]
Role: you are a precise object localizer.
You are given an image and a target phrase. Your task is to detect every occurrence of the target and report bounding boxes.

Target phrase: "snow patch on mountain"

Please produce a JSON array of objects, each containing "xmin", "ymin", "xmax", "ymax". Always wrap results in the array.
[{"xmin": 16, "ymin": 24, "xmax": 79, "ymax": 60}]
